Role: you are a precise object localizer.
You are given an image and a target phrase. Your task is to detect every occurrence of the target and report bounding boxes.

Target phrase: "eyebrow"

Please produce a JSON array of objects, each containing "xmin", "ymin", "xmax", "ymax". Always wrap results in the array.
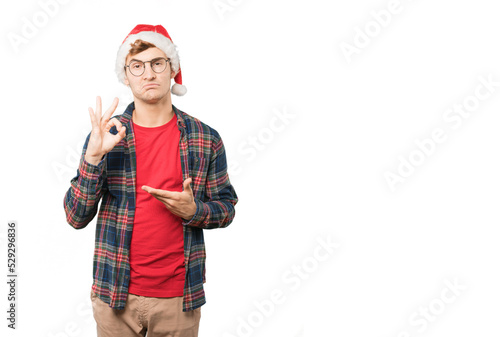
[{"xmin": 129, "ymin": 57, "xmax": 165, "ymax": 63}]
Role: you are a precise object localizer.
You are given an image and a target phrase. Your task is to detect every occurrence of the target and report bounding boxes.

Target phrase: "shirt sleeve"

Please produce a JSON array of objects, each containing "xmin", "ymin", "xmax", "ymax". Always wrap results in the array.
[
  {"xmin": 183, "ymin": 136, "xmax": 238, "ymax": 229},
  {"xmin": 63, "ymin": 133, "xmax": 107, "ymax": 229}
]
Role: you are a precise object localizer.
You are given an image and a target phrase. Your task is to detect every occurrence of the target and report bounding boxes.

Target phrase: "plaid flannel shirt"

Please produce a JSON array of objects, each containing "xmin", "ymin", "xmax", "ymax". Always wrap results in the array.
[{"xmin": 63, "ymin": 102, "xmax": 238, "ymax": 311}]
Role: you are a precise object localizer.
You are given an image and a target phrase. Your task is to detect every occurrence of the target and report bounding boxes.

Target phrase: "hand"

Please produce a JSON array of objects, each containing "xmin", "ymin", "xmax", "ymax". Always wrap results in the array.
[
  {"xmin": 141, "ymin": 178, "xmax": 197, "ymax": 220},
  {"xmin": 85, "ymin": 96, "xmax": 126, "ymax": 165}
]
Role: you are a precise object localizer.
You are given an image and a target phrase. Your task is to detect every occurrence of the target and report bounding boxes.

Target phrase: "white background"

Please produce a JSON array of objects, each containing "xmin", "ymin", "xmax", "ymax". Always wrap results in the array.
[{"xmin": 1, "ymin": 0, "xmax": 500, "ymax": 336}]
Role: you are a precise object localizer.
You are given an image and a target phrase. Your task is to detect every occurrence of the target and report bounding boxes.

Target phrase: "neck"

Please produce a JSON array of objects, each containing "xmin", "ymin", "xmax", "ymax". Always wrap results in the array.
[{"xmin": 132, "ymin": 94, "xmax": 174, "ymax": 127}]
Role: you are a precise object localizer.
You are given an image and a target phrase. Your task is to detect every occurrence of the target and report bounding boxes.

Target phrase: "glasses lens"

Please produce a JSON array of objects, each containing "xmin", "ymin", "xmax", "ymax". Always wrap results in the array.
[
  {"xmin": 129, "ymin": 61, "xmax": 144, "ymax": 76},
  {"xmin": 152, "ymin": 58, "xmax": 167, "ymax": 73}
]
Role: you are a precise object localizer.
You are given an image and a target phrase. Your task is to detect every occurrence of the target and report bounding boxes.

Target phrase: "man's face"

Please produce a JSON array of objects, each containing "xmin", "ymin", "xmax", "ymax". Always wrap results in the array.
[{"xmin": 124, "ymin": 47, "xmax": 176, "ymax": 104}]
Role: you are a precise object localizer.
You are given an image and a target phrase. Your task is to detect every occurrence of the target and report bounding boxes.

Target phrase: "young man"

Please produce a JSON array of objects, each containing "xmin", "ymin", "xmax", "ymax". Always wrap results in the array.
[{"xmin": 63, "ymin": 24, "xmax": 238, "ymax": 337}]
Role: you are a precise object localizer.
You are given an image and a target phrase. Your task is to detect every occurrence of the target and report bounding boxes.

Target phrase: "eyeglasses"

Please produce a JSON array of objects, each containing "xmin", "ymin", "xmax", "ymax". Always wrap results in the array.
[{"xmin": 125, "ymin": 57, "xmax": 170, "ymax": 77}]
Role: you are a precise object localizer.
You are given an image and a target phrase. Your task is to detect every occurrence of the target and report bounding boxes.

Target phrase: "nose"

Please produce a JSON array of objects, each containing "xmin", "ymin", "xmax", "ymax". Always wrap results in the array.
[{"xmin": 142, "ymin": 61, "xmax": 156, "ymax": 79}]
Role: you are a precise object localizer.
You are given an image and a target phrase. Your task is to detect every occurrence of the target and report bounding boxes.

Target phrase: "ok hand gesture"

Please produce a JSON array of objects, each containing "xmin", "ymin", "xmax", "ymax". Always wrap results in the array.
[{"xmin": 85, "ymin": 96, "xmax": 126, "ymax": 165}]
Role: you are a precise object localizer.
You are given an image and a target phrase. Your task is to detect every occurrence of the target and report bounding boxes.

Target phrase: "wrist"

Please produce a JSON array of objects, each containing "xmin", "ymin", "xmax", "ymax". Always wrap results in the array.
[
  {"xmin": 189, "ymin": 201, "xmax": 197, "ymax": 217},
  {"xmin": 183, "ymin": 201, "xmax": 198, "ymax": 220},
  {"xmin": 84, "ymin": 152, "xmax": 104, "ymax": 166}
]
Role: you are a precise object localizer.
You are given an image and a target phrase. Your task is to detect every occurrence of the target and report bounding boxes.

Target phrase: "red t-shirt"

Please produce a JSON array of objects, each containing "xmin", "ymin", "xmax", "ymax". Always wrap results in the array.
[{"xmin": 128, "ymin": 114, "xmax": 185, "ymax": 297}]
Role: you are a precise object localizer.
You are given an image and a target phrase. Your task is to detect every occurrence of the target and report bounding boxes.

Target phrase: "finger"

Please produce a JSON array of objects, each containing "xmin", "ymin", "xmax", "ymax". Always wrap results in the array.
[
  {"xmin": 100, "ymin": 98, "xmax": 119, "ymax": 129},
  {"xmin": 115, "ymin": 125, "xmax": 127, "ymax": 141},
  {"xmin": 112, "ymin": 125, "xmax": 127, "ymax": 143},
  {"xmin": 142, "ymin": 185, "xmax": 159, "ymax": 195},
  {"xmin": 103, "ymin": 97, "xmax": 119, "ymax": 121},
  {"xmin": 88, "ymin": 107, "xmax": 98, "ymax": 129},
  {"xmin": 142, "ymin": 185, "xmax": 176, "ymax": 199},
  {"xmin": 96, "ymin": 96, "xmax": 102, "ymax": 121},
  {"xmin": 142, "ymin": 185, "xmax": 167, "ymax": 198},
  {"xmin": 104, "ymin": 117, "xmax": 123, "ymax": 133},
  {"xmin": 149, "ymin": 193, "xmax": 170, "ymax": 205}
]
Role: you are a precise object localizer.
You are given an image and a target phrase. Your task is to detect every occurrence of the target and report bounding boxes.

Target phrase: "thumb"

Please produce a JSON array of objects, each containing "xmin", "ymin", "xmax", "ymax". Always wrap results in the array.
[{"xmin": 183, "ymin": 178, "xmax": 193, "ymax": 193}]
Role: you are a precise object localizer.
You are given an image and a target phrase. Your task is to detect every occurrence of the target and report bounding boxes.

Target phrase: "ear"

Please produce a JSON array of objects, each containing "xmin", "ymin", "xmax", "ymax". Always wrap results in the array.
[
  {"xmin": 124, "ymin": 72, "xmax": 130, "ymax": 86},
  {"xmin": 170, "ymin": 69, "xmax": 176, "ymax": 79}
]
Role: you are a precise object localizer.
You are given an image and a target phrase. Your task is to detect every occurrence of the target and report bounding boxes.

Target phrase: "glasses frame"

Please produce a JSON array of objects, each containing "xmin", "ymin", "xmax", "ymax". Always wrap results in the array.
[{"xmin": 125, "ymin": 57, "xmax": 171, "ymax": 77}]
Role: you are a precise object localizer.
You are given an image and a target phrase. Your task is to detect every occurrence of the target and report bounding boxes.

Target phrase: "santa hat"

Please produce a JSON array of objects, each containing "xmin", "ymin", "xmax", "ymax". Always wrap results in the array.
[{"xmin": 115, "ymin": 24, "xmax": 187, "ymax": 96}]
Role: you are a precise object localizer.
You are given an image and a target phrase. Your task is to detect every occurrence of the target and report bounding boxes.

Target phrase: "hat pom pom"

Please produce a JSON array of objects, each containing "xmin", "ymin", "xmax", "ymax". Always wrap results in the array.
[{"xmin": 171, "ymin": 83, "xmax": 187, "ymax": 96}]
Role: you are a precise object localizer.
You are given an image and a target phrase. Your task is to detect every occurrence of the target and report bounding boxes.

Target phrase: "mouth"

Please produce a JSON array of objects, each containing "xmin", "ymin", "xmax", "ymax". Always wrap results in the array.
[{"xmin": 143, "ymin": 83, "xmax": 159, "ymax": 89}]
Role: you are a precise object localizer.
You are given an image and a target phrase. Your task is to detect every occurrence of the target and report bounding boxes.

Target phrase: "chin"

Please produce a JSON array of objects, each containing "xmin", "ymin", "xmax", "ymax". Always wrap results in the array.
[
  {"xmin": 142, "ymin": 97, "xmax": 160, "ymax": 104},
  {"xmin": 141, "ymin": 94, "xmax": 166, "ymax": 104}
]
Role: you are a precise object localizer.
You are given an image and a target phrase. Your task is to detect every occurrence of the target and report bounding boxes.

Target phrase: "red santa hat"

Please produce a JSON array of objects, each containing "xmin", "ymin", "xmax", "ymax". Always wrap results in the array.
[{"xmin": 115, "ymin": 24, "xmax": 187, "ymax": 96}]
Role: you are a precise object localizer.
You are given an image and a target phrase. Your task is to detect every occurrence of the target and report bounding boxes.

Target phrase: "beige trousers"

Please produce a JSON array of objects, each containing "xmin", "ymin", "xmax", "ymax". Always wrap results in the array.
[{"xmin": 91, "ymin": 289, "xmax": 201, "ymax": 337}]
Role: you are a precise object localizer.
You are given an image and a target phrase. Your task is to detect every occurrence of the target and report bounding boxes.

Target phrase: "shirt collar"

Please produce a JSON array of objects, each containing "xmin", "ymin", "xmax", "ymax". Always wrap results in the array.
[{"xmin": 120, "ymin": 101, "xmax": 186, "ymax": 131}]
